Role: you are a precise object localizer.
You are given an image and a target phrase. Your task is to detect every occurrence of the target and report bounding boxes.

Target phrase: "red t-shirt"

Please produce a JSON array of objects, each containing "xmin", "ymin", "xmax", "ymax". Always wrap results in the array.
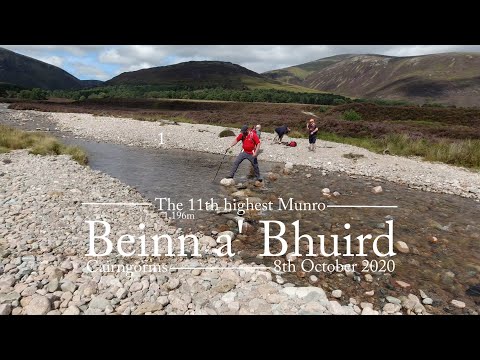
[{"xmin": 236, "ymin": 130, "xmax": 260, "ymax": 154}]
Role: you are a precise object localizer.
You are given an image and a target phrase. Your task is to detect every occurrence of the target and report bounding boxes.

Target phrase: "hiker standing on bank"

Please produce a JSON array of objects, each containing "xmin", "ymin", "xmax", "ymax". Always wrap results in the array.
[
  {"xmin": 255, "ymin": 124, "xmax": 262, "ymax": 139},
  {"xmin": 307, "ymin": 118, "xmax": 318, "ymax": 151},
  {"xmin": 226, "ymin": 125, "xmax": 262, "ymax": 181}
]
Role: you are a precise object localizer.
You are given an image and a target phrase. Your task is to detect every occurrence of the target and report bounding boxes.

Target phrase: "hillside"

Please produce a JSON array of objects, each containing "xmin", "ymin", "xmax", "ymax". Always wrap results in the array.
[
  {"xmin": 81, "ymin": 80, "xmax": 104, "ymax": 88},
  {"xmin": 265, "ymin": 53, "xmax": 480, "ymax": 106},
  {"xmin": 0, "ymin": 47, "xmax": 83, "ymax": 90},
  {"xmin": 106, "ymin": 60, "xmax": 319, "ymax": 93}
]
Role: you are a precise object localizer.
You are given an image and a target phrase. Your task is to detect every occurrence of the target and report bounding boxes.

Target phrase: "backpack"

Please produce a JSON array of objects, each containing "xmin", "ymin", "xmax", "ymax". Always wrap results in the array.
[
  {"xmin": 287, "ymin": 141, "xmax": 297, "ymax": 147},
  {"xmin": 241, "ymin": 130, "xmax": 256, "ymax": 143}
]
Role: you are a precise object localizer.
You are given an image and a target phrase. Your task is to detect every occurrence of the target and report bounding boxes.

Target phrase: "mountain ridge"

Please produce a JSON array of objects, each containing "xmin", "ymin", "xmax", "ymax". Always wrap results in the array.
[{"xmin": 264, "ymin": 52, "xmax": 480, "ymax": 106}]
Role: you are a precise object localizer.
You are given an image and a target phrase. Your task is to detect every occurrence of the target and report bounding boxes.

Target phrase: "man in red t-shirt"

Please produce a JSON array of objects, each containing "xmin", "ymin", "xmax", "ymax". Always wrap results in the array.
[{"xmin": 226, "ymin": 125, "xmax": 262, "ymax": 180}]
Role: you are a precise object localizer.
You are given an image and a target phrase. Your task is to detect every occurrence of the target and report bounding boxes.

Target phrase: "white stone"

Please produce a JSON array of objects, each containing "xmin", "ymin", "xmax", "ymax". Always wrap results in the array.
[
  {"xmin": 63, "ymin": 305, "xmax": 81, "ymax": 315},
  {"xmin": 372, "ymin": 186, "xmax": 383, "ymax": 194},
  {"xmin": 383, "ymin": 303, "xmax": 398, "ymax": 314},
  {"xmin": 328, "ymin": 301, "xmax": 345, "ymax": 315},
  {"xmin": 394, "ymin": 241, "xmax": 410, "ymax": 254},
  {"xmin": 116, "ymin": 288, "xmax": 128, "ymax": 299},
  {"xmin": 220, "ymin": 178, "xmax": 235, "ymax": 186},
  {"xmin": 165, "ymin": 279, "xmax": 180, "ymax": 291},
  {"xmin": 129, "ymin": 282, "xmax": 143, "ymax": 292},
  {"xmin": 25, "ymin": 295, "xmax": 51, "ymax": 315},
  {"xmin": 422, "ymin": 298, "xmax": 433, "ymax": 305},
  {"xmin": 286, "ymin": 252, "xmax": 297, "ymax": 262},
  {"xmin": 451, "ymin": 299, "xmax": 466, "ymax": 308},
  {"xmin": 361, "ymin": 307, "xmax": 379, "ymax": 315},
  {"xmin": 60, "ymin": 280, "xmax": 77, "ymax": 293},
  {"xmin": 332, "ymin": 290, "xmax": 342, "ymax": 298},
  {"xmin": 221, "ymin": 292, "xmax": 236, "ymax": 304},
  {"xmin": 89, "ymin": 296, "xmax": 110, "ymax": 310},
  {"xmin": 364, "ymin": 274, "xmax": 373, "ymax": 282},
  {"xmin": 281, "ymin": 287, "xmax": 328, "ymax": 301},
  {"xmin": 0, "ymin": 304, "xmax": 12, "ymax": 315}
]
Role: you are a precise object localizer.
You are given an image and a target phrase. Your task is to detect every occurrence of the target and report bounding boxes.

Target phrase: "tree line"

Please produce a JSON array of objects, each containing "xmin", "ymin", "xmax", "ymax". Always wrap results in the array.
[{"xmin": 2, "ymin": 85, "xmax": 352, "ymax": 105}]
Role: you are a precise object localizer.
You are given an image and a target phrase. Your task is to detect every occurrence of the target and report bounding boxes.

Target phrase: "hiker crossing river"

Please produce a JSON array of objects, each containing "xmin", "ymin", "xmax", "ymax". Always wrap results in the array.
[{"xmin": 225, "ymin": 124, "xmax": 262, "ymax": 182}]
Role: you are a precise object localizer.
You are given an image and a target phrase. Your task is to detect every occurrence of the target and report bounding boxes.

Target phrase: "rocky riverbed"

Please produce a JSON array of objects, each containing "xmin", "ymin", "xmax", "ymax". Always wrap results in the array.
[
  {"xmin": 1, "ymin": 105, "xmax": 479, "ymax": 315},
  {"xmin": 4, "ymin": 150, "xmax": 470, "ymax": 315},
  {"xmin": 1, "ymin": 150, "xmax": 404, "ymax": 315}
]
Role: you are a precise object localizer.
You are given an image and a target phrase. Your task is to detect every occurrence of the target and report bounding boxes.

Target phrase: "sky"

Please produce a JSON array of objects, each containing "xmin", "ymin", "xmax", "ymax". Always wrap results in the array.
[{"xmin": 2, "ymin": 45, "xmax": 480, "ymax": 81}]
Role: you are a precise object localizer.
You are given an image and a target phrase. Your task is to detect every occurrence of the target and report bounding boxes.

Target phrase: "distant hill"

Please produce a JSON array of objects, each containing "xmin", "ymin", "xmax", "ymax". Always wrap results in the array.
[
  {"xmin": 264, "ymin": 53, "xmax": 480, "ymax": 107},
  {"xmin": 106, "ymin": 60, "xmax": 319, "ymax": 93},
  {"xmin": 81, "ymin": 80, "xmax": 104, "ymax": 88},
  {"xmin": 0, "ymin": 47, "xmax": 84, "ymax": 90}
]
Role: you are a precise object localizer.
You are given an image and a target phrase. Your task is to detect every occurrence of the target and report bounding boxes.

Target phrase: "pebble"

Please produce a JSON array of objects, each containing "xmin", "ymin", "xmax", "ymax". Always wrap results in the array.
[
  {"xmin": 332, "ymin": 290, "xmax": 342, "ymax": 298},
  {"xmin": 451, "ymin": 300, "xmax": 466, "ymax": 308},
  {"xmin": 166, "ymin": 278, "xmax": 180, "ymax": 291},
  {"xmin": 422, "ymin": 298, "xmax": 433, "ymax": 305},
  {"xmin": 0, "ymin": 304, "xmax": 12, "ymax": 315},
  {"xmin": 394, "ymin": 241, "xmax": 410, "ymax": 254},
  {"xmin": 386, "ymin": 296, "xmax": 402, "ymax": 305},
  {"xmin": 395, "ymin": 280, "xmax": 411, "ymax": 288},
  {"xmin": 25, "ymin": 295, "xmax": 51, "ymax": 315}
]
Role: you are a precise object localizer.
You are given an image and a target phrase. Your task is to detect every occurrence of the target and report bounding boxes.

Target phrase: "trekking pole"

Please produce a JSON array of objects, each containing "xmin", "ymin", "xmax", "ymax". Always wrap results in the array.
[{"xmin": 213, "ymin": 149, "xmax": 229, "ymax": 182}]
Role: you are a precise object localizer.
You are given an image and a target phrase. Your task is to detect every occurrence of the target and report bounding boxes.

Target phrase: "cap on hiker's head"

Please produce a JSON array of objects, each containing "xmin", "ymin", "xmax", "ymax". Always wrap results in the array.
[{"xmin": 241, "ymin": 125, "xmax": 248, "ymax": 132}]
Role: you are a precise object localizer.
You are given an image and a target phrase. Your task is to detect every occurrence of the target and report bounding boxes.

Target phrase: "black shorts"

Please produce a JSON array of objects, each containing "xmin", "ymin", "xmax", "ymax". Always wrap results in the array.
[{"xmin": 309, "ymin": 134, "xmax": 317, "ymax": 144}]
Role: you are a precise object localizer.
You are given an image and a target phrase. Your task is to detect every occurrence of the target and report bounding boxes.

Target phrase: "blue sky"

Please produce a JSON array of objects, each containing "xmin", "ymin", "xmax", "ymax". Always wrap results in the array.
[{"xmin": 2, "ymin": 45, "xmax": 480, "ymax": 81}]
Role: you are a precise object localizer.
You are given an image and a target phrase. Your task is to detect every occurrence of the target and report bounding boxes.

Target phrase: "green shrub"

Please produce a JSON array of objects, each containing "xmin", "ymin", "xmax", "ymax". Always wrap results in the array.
[
  {"xmin": 342, "ymin": 110, "xmax": 362, "ymax": 121},
  {"xmin": 219, "ymin": 129, "xmax": 236, "ymax": 137},
  {"xmin": 0, "ymin": 125, "xmax": 88, "ymax": 165},
  {"xmin": 333, "ymin": 98, "xmax": 346, "ymax": 105}
]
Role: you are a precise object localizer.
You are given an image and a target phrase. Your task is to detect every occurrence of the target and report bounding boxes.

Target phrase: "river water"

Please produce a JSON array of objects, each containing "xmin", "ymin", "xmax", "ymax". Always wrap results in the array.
[{"xmin": 1, "ymin": 105, "xmax": 479, "ymax": 314}]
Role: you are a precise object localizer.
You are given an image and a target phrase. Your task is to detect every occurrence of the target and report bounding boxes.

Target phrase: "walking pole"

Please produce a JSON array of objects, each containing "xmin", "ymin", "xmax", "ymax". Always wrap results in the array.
[{"xmin": 213, "ymin": 149, "xmax": 229, "ymax": 182}]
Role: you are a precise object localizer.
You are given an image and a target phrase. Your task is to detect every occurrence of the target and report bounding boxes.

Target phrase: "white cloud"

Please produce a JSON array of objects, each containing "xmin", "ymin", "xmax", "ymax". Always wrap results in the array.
[
  {"xmin": 72, "ymin": 64, "xmax": 110, "ymax": 80},
  {"xmin": 125, "ymin": 62, "xmax": 153, "ymax": 72},
  {"xmin": 37, "ymin": 55, "xmax": 64, "ymax": 68},
  {"xmin": 99, "ymin": 49, "xmax": 130, "ymax": 64}
]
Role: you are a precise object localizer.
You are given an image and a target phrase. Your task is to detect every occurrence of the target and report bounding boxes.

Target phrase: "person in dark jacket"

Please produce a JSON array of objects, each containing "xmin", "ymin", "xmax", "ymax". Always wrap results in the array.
[
  {"xmin": 306, "ymin": 118, "xmax": 318, "ymax": 151},
  {"xmin": 274, "ymin": 125, "xmax": 291, "ymax": 143}
]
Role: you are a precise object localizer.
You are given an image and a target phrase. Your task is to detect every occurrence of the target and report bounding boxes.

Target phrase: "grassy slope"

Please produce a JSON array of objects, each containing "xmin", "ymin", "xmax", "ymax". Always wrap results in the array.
[{"xmin": 241, "ymin": 76, "xmax": 321, "ymax": 93}]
